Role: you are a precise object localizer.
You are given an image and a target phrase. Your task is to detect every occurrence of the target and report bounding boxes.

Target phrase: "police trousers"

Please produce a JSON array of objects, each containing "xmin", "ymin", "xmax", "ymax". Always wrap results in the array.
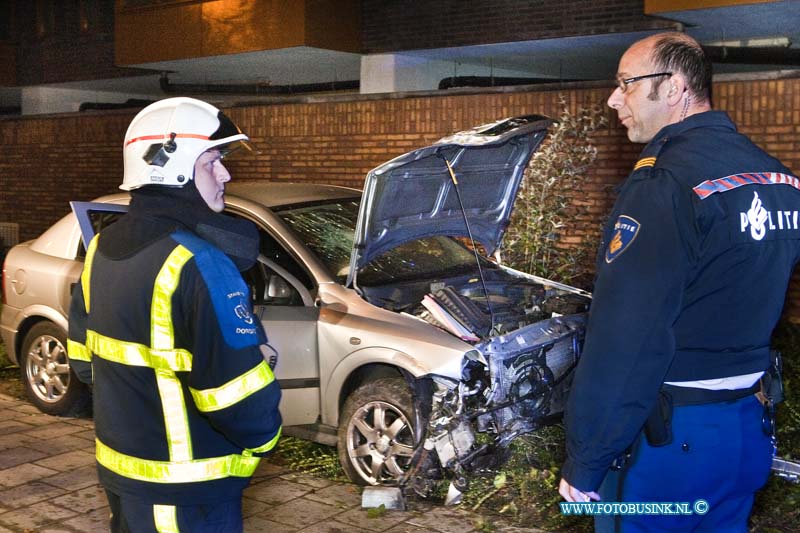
[
  {"xmin": 106, "ymin": 489, "xmax": 244, "ymax": 533},
  {"xmin": 596, "ymin": 395, "xmax": 772, "ymax": 532}
]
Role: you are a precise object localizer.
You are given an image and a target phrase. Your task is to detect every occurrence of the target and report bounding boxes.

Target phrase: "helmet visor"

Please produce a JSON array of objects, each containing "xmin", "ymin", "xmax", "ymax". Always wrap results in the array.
[{"xmin": 209, "ymin": 110, "xmax": 256, "ymax": 156}]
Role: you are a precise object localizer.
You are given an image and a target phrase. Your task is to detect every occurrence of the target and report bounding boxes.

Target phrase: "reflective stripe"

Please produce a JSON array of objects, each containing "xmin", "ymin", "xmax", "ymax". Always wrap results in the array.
[
  {"xmin": 85, "ymin": 330, "xmax": 192, "ymax": 371},
  {"xmin": 156, "ymin": 370, "xmax": 193, "ymax": 462},
  {"xmin": 153, "ymin": 505, "xmax": 179, "ymax": 533},
  {"xmin": 152, "ymin": 245, "xmax": 193, "ymax": 352},
  {"xmin": 66, "ymin": 339, "xmax": 91, "ymax": 363},
  {"xmin": 190, "ymin": 360, "xmax": 275, "ymax": 413},
  {"xmin": 82, "ymin": 235, "xmax": 99, "ymax": 313},
  {"xmin": 95, "ymin": 438, "xmax": 260, "ymax": 483},
  {"xmin": 247, "ymin": 426, "xmax": 282, "ymax": 454},
  {"xmin": 150, "ymin": 246, "xmax": 195, "ymax": 463}
]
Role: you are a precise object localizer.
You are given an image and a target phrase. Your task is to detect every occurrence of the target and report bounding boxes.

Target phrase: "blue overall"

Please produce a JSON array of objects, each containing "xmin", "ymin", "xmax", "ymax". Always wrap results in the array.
[{"xmin": 561, "ymin": 111, "xmax": 798, "ymax": 531}]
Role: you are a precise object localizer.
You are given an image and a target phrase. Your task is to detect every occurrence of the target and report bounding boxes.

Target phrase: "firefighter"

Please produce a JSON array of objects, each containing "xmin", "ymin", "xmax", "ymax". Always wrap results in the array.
[
  {"xmin": 67, "ymin": 97, "xmax": 282, "ymax": 532},
  {"xmin": 559, "ymin": 33, "xmax": 797, "ymax": 530}
]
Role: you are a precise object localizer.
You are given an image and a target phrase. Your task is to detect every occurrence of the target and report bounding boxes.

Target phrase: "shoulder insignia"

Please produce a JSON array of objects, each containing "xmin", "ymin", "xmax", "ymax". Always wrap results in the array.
[
  {"xmin": 605, "ymin": 215, "xmax": 640, "ymax": 263},
  {"xmin": 693, "ymin": 172, "xmax": 800, "ymax": 199},
  {"xmin": 633, "ymin": 157, "xmax": 656, "ymax": 171}
]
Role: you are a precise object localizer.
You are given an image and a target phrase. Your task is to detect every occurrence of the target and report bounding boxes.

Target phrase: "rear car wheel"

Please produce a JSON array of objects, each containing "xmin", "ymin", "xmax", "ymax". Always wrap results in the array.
[
  {"xmin": 338, "ymin": 377, "xmax": 418, "ymax": 485},
  {"xmin": 20, "ymin": 322, "xmax": 91, "ymax": 417}
]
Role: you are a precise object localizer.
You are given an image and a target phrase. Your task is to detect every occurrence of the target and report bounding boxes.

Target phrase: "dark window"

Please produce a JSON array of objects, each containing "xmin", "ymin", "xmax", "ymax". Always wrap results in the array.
[{"xmin": 76, "ymin": 210, "xmax": 123, "ymax": 259}]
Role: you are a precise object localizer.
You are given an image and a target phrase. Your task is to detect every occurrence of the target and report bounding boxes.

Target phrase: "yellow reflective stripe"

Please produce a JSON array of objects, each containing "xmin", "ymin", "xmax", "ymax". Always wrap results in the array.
[
  {"xmin": 156, "ymin": 370, "xmax": 192, "ymax": 462},
  {"xmin": 634, "ymin": 156, "xmax": 656, "ymax": 170},
  {"xmin": 81, "ymin": 235, "xmax": 99, "ymax": 314},
  {"xmin": 247, "ymin": 426, "xmax": 282, "ymax": 455},
  {"xmin": 190, "ymin": 360, "xmax": 275, "ymax": 413},
  {"xmin": 150, "ymin": 245, "xmax": 193, "ymax": 464},
  {"xmin": 151, "ymin": 245, "xmax": 193, "ymax": 351},
  {"xmin": 96, "ymin": 438, "xmax": 260, "ymax": 483},
  {"xmin": 85, "ymin": 330, "xmax": 192, "ymax": 371},
  {"xmin": 66, "ymin": 339, "xmax": 91, "ymax": 363},
  {"xmin": 153, "ymin": 505, "xmax": 179, "ymax": 533}
]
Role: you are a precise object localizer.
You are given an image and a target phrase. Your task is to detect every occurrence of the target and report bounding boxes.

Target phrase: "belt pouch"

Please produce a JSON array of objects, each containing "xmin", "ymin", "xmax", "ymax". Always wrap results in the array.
[{"xmin": 644, "ymin": 390, "xmax": 673, "ymax": 447}]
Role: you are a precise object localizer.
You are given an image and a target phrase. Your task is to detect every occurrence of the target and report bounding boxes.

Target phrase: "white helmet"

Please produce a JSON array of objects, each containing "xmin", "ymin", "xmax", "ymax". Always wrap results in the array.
[{"xmin": 121, "ymin": 97, "xmax": 251, "ymax": 191}]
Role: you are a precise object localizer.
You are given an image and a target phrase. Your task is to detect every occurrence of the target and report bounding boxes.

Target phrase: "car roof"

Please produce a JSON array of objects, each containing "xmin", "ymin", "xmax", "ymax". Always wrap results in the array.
[{"xmin": 227, "ymin": 182, "xmax": 361, "ymax": 208}]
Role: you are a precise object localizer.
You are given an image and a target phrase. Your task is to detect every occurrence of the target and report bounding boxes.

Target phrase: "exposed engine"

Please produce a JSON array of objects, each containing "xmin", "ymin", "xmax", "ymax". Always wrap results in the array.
[{"xmin": 402, "ymin": 281, "xmax": 587, "ymax": 503}]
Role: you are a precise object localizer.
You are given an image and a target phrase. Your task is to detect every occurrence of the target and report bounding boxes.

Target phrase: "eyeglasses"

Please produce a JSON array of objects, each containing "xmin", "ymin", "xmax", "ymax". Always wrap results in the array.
[{"xmin": 616, "ymin": 72, "xmax": 672, "ymax": 93}]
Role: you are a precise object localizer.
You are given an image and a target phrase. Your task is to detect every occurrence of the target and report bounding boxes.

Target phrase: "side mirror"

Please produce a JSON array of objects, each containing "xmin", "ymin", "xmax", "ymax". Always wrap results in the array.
[{"xmin": 267, "ymin": 276, "xmax": 292, "ymax": 300}]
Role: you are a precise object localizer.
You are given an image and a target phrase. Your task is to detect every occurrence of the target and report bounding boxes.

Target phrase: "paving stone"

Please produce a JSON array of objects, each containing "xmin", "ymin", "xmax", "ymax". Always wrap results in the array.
[
  {"xmin": 0, "ymin": 419, "xmax": 35, "ymax": 435},
  {"xmin": 297, "ymin": 520, "xmax": 372, "ymax": 532},
  {"xmin": 0, "ymin": 501, "xmax": 78, "ymax": 531},
  {"xmin": 0, "ymin": 446, "xmax": 48, "ymax": 470},
  {"xmin": 269, "ymin": 498, "xmax": 342, "ymax": 528},
  {"xmin": 242, "ymin": 496, "xmax": 269, "ymax": 518},
  {"xmin": 382, "ymin": 524, "xmax": 436, "ymax": 533},
  {"xmin": 251, "ymin": 460, "xmax": 290, "ymax": 480},
  {"xmin": 279, "ymin": 471, "xmax": 335, "ymax": 489},
  {"xmin": 0, "ymin": 481, "xmax": 67, "ymax": 508},
  {"xmin": 34, "ymin": 450, "xmax": 95, "ymax": 472},
  {"xmin": 0, "ymin": 462, "xmax": 59, "ymax": 488},
  {"xmin": 26, "ymin": 434, "xmax": 96, "ymax": 456},
  {"xmin": 0, "ymin": 395, "xmax": 485, "ymax": 533},
  {"xmin": 0, "ymin": 395, "xmax": 19, "ymax": 406},
  {"xmin": 21, "ymin": 422, "xmax": 86, "ymax": 440},
  {"xmin": 51, "ymin": 485, "xmax": 109, "ymax": 514},
  {"xmin": 71, "ymin": 429, "xmax": 97, "ymax": 442},
  {"xmin": 244, "ymin": 477, "xmax": 313, "ymax": 505},
  {"xmin": 15, "ymin": 412, "xmax": 62, "ymax": 426},
  {"xmin": 41, "ymin": 465, "xmax": 100, "ymax": 490},
  {"xmin": 62, "ymin": 506, "xmax": 110, "ymax": 532},
  {"xmin": 9, "ymin": 403, "xmax": 44, "ymax": 415},
  {"xmin": 0, "ymin": 410, "xmax": 23, "ymax": 422},
  {"xmin": 0, "ymin": 432, "xmax": 39, "ymax": 450},
  {"xmin": 305, "ymin": 483, "xmax": 362, "ymax": 509},
  {"xmin": 335, "ymin": 507, "xmax": 410, "ymax": 532},
  {"xmin": 244, "ymin": 515, "xmax": 299, "ymax": 533},
  {"xmin": 62, "ymin": 417, "xmax": 95, "ymax": 429},
  {"xmin": 404, "ymin": 505, "xmax": 478, "ymax": 533}
]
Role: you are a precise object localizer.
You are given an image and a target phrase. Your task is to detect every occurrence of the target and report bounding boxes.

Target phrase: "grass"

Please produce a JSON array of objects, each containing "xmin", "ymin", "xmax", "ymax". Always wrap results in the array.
[{"xmin": 0, "ymin": 339, "xmax": 25, "ymax": 400}]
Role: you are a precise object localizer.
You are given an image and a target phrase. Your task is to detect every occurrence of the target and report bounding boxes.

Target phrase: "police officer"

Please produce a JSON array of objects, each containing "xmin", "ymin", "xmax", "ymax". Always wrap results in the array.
[
  {"xmin": 559, "ymin": 32, "xmax": 797, "ymax": 531},
  {"xmin": 68, "ymin": 97, "xmax": 282, "ymax": 532}
]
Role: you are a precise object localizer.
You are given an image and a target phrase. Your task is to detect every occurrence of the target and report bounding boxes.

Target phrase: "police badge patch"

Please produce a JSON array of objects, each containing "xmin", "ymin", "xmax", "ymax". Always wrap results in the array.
[{"xmin": 605, "ymin": 215, "xmax": 640, "ymax": 263}]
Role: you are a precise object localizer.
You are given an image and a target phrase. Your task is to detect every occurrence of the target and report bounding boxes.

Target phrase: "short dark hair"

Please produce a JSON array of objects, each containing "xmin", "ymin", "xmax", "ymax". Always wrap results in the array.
[{"xmin": 650, "ymin": 33, "xmax": 712, "ymax": 102}]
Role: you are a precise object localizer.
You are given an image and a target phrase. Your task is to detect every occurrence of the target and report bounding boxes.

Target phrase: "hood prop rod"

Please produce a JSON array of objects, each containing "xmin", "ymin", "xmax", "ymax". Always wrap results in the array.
[{"xmin": 441, "ymin": 154, "xmax": 496, "ymax": 332}]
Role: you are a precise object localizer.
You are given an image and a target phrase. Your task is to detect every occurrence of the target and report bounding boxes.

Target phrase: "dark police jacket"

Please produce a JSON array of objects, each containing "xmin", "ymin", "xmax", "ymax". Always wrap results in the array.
[
  {"xmin": 562, "ymin": 111, "xmax": 800, "ymax": 491},
  {"xmin": 67, "ymin": 190, "xmax": 282, "ymax": 505}
]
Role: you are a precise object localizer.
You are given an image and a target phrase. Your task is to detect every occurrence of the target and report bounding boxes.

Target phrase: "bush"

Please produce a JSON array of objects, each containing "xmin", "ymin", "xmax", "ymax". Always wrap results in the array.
[{"xmin": 502, "ymin": 96, "xmax": 606, "ymax": 288}]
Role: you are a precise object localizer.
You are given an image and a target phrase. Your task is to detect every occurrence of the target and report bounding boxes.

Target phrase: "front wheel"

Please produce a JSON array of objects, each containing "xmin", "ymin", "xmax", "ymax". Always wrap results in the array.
[
  {"xmin": 337, "ymin": 377, "xmax": 418, "ymax": 485},
  {"xmin": 20, "ymin": 322, "xmax": 91, "ymax": 417}
]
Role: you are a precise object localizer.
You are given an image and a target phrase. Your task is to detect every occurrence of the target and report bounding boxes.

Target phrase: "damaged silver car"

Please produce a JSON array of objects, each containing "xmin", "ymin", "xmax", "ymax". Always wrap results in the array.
[{"xmin": 1, "ymin": 116, "xmax": 590, "ymax": 497}]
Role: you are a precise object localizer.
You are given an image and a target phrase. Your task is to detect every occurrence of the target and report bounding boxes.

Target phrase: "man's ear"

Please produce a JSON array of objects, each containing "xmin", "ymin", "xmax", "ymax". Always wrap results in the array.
[{"xmin": 666, "ymin": 75, "xmax": 686, "ymax": 106}]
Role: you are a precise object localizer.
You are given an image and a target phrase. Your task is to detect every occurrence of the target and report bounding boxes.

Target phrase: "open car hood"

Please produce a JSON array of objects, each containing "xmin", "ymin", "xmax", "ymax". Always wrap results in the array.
[{"xmin": 347, "ymin": 115, "xmax": 552, "ymax": 286}]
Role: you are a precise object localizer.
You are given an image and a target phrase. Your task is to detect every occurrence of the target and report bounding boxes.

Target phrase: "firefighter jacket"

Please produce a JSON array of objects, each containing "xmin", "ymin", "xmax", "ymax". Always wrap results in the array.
[
  {"xmin": 67, "ymin": 189, "xmax": 282, "ymax": 505},
  {"xmin": 562, "ymin": 110, "xmax": 800, "ymax": 492}
]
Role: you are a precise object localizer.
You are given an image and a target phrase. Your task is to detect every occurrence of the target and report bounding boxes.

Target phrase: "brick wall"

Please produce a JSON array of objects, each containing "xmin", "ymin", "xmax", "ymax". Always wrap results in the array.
[
  {"xmin": 2, "ymin": 76, "xmax": 800, "ymax": 319},
  {"xmin": 362, "ymin": 0, "xmax": 675, "ymax": 53}
]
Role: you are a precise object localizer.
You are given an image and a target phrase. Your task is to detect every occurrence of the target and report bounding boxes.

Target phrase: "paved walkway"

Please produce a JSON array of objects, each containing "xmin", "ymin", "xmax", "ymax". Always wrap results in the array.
[{"xmin": 0, "ymin": 393, "xmax": 542, "ymax": 532}]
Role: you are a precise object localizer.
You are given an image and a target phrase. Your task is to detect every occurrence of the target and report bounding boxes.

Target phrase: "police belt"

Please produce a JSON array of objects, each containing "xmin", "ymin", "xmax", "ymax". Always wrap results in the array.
[{"xmin": 661, "ymin": 381, "xmax": 761, "ymax": 406}]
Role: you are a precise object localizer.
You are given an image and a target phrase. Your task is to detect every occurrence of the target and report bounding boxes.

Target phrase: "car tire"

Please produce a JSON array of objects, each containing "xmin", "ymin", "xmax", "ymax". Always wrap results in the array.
[
  {"xmin": 19, "ymin": 322, "xmax": 91, "ymax": 417},
  {"xmin": 337, "ymin": 377, "xmax": 418, "ymax": 486}
]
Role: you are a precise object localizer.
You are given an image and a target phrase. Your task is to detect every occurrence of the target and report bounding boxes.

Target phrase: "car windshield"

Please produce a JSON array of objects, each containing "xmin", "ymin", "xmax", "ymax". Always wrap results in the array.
[{"xmin": 276, "ymin": 200, "xmax": 482, "ymax": 285}]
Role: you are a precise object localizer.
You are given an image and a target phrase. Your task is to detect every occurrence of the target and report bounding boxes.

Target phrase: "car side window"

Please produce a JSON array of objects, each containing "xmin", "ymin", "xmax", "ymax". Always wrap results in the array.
[
  {"xmin": 235, "ymin": 223, "xmax": 313, "ymax": 307},
  {"xmin": 76, "ymin": 211, "xmax": 123, "ymax": 259}
]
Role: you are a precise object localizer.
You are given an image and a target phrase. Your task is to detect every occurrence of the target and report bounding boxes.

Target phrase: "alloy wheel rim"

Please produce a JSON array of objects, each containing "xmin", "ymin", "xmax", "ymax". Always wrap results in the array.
[
  {"xmin": 346, "ymin": 400, "xmax": 415, "ymax": 485},
  {"xmin": 25, "ymin": 334, "xmax": 71, "ymax": 404}
]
